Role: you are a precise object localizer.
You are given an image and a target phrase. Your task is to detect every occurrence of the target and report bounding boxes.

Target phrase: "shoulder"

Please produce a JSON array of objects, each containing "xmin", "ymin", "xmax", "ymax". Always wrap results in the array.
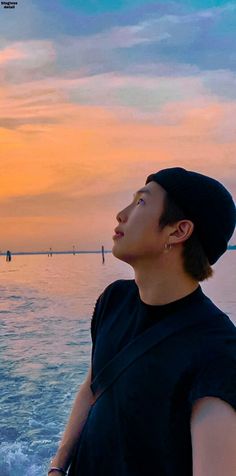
[
  {"xmin": 199, "ymin": 291, "xmax": 236, "ymax": 331},
  {"xmin": 187, "ymin": 292, "xmax": 236, "ymax": 354},
  {"xmin": 178, "ymin": 292, "xmax": 236, "ymax": 364},
  {"xmin": 187, "ymin": 294, "xmax": 236, "ymax": 413},
  {"xmin": 91, "ymin": 279, "xmax": 137, "ymax": 338},
  {"xmin": 188, "ymin": 352, "xmax": 236, "ymax": 420}
]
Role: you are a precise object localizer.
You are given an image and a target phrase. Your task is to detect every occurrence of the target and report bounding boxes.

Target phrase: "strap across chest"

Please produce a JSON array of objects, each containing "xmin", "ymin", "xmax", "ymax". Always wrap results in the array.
[{"xmin": 91, "ymin": 299, "xmax": 221, "ymax": 401}]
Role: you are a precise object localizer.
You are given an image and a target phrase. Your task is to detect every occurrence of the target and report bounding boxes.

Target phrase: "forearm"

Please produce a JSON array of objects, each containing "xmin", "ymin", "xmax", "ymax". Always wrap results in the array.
[{"xmin": 51, "ymin": 373, "xmax": 95, "ymax": 470}]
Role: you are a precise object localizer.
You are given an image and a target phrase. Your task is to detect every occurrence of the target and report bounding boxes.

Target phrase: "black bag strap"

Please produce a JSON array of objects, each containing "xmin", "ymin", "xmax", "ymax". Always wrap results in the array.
[{"xmin": 91, "ymin": 299, "xmax": 219, "ymax": 401}]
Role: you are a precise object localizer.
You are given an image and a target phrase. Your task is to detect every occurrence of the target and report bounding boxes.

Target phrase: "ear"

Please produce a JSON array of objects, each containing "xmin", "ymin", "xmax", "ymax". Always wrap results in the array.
[{"xmin": 168, "ymin": 220, "xmax": 194, "ymax": 245}]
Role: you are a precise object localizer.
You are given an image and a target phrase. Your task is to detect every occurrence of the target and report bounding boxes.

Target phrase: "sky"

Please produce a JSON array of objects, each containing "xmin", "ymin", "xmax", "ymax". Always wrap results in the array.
[{"xmin": 0, "ymin": 0, "xmax": 236, "ymax": 251}]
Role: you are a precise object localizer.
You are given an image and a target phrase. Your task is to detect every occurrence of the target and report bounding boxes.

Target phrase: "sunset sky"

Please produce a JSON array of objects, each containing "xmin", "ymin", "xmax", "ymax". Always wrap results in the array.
[{"xmin": 0, "ymin": 0, "xmax": 236, "ymax": 252}]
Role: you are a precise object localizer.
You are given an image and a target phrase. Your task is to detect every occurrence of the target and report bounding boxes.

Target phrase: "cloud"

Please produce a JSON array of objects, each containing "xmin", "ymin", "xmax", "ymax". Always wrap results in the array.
[
  {"xmin": 1, "ymin": 1, "xmax": 236, "ymax": 251},
  {"xmin": 0, "ymin": 116, "xmax": 59, "ymax": 130},
  {"xmin": 2, "ymin": 2, "xmax": 236, "ymax": 81},
  {"xmin": 0, "ymin": 184, "xmax": 128, "ymax": 218},
  {"xmin": 47, "ymin": 3, "xmax": 236, "ymax": 75},
  {"xmin": 66, "ymin": 73, "xmax": 206, "ymax": 116},
  {"xmin": 0, "ymin": 74, "xmax": 72, "ymax": 131},
  {"xmin": 0, "ymin": 0, "xmax": 184, "ymax": 41},
  {"xmin": 0, "ymin": 191, "xmax": 76, "ymax": 217},
  {"xmin": 1, "ymin": 2, "xmax": 236, "ymax": 104},
  {"xmin": 0, "ymin": 66, "xmax": 235, "ymax": 135},
  {"xmin": 0, "ymin": 45, "xmax": 26, "ymax": 64},
  {"xmin": 203, "ymin": 70, "xmax": 236, "ymax": 101},
  {"xmin": 0, "ymin": 97, "xmax": 235, "ymax": 250},
  {"xmin": 0, "ymin": 40, "xmax": 56, "ymax": 84},
  {"xmin": 0, "ymin": 70, "xmax": 203, "ymax": 135}
]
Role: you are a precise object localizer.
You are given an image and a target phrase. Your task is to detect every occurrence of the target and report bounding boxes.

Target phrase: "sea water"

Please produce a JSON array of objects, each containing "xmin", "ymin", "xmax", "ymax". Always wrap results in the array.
[{"xmin": 0, "ymin": 251, "xmax": 235, "ymax": 475}]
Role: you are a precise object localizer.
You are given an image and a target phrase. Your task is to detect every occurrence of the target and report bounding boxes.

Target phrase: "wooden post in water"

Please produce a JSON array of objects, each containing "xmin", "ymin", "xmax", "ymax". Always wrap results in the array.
[
  {"xmin": 101, "ymin": 245, "xmax": 105, "ymax": 264},
  {"xmin": 6, "ymin": 250, "xmax": 12, "ymax": 262}
]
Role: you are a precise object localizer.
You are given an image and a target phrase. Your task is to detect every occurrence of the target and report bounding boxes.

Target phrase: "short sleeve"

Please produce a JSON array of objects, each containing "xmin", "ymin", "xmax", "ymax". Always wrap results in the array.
[
  {"xmin": 90, "ymin": 292, "xmax": 105, "ymax": 345},
  {"xmin": 188, "ymin": 355, "xmax": 236, "ymax": 411},
  {"xmin": 90, "ymin": 280, "xmax": 121, "ymax": 346}
]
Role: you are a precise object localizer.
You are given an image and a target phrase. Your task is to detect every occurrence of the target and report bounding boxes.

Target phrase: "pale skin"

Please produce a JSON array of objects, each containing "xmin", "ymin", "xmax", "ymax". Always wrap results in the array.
[
  {"xmin": 191, "ymin": 396, "xmax": 236, "ymax": 476},
  {"xmin": 50, "ymin": 180, "xmax": 236, "ymax": 475}
]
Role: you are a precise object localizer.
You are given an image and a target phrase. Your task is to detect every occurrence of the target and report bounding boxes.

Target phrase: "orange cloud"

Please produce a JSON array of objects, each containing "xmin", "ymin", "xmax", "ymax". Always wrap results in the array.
[
  {"xmin": 0, "ymin": 45, "xmax": 26, "ymax": 64},
  {"xmin": 0, "ymin": 93, "xmax": 235, "ymax": 251}
]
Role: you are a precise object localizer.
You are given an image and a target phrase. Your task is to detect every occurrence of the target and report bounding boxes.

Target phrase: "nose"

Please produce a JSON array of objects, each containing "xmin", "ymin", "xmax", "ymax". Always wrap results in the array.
[{"xmin": 116, "ymin": 206, "xmax": 129, "ymax": 223}]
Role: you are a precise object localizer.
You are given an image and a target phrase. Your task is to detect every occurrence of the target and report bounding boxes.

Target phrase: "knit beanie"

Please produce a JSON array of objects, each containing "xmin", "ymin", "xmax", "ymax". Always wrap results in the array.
[{"xmin": 145, "ymin": 167, "xmax": 236, "ymax": 265}]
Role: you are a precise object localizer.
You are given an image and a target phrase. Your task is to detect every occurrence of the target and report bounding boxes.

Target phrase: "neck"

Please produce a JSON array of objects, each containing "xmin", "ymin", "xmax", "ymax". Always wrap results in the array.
[{"xmin": 134, "ymin": 260, "xmax": 199, "ymax": 306}]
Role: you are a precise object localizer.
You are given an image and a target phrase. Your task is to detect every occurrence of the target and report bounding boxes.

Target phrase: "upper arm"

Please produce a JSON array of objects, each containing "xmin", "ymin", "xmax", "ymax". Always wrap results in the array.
[
  {"xmin": 79, "ymin": 366, "xmax": 94, "ymax": 402},
  {"xmin": 191, "ymin": 396, "xmax": 236, "ymax": 476},
  {"xmin": 83, "ymin": 366, "xmax": 92, "ymax": 387}
]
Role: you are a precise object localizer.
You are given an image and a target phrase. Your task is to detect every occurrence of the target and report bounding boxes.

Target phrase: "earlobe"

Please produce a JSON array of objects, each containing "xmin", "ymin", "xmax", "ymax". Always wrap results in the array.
[{"xmin": 164, "ymin": 242, "xmax": 172, "ymax": 252}]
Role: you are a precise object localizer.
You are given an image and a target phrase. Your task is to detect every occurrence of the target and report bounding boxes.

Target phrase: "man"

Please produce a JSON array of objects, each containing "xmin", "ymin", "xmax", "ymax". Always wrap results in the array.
[{"xmin": 48, "ymin": 167, "xmax": 236, "ymax": 476}]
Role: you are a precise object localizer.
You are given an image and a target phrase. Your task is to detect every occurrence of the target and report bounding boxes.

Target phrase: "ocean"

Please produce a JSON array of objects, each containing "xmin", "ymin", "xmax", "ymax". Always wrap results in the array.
[{"xmin": 0, "ymin": 251, "xmax": 235, "ymax": 475}]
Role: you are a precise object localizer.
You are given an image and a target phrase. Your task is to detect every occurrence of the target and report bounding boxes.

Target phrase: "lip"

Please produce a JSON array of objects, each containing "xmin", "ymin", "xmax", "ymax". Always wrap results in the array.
[
  {"xmin": 112, "ymin": 228, "xmax": 124, "ymax": 240},
  {"xmin": 112, "ymin": 234, "xmax": 124, "ymax": 240}
]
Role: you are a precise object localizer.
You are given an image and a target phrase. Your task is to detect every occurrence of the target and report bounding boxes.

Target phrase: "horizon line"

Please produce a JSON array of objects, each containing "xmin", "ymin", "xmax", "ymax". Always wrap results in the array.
[
  {"xmin": 0, "ymin": 246, "xmax": 236, "ymax": 256},
  {"xmin": 0, "ymin": 250, "xmax": 113, "ymax": 256}
]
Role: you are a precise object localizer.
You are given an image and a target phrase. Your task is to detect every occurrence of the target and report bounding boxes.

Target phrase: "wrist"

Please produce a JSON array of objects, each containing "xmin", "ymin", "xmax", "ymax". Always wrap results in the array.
[
  {"xmin": 49, "ymin": 453, "xmax": 68, "ymax": 475},
  {"xmin": 50, "ymin": 442, "xmax": 75, "ymax": 473},
  {"xmin": 48, "ymin": 466, "xmax": 68, "ymax": 475},
  {"xmin": 50, "ymin": 449, "xmax": 69, "ymax": 469}
]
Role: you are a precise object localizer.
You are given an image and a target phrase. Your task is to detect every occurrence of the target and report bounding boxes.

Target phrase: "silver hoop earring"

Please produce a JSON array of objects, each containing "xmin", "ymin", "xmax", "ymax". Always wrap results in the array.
[{"xmin": 164, "ymin": 243, "xmax": 172, "ymax": 251}]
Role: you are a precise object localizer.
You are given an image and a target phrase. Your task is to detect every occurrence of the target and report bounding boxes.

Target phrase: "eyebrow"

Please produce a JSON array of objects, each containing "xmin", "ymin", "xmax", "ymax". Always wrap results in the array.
[{"xmin": 133, "ymin": 188, "xmax": 152, "ymax": 198}]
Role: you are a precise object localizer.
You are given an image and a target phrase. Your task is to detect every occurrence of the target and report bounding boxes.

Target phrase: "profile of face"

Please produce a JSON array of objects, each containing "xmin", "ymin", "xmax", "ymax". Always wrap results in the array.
[{"xmin": 112, "ymin": 181, "xmax": 169, "ymax": 266}]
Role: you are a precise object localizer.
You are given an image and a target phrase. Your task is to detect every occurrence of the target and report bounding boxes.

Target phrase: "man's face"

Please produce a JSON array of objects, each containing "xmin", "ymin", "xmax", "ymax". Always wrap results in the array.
[{"xmin": 112, "ymin": 181, "xmax": 168, "ymax": 265}]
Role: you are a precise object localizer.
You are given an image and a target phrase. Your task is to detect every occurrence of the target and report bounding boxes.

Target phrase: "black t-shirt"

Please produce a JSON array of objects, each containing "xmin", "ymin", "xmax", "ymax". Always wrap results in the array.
[{"xmin": 69, "ymin": 279, "xmax": 236, "ymax": 476}]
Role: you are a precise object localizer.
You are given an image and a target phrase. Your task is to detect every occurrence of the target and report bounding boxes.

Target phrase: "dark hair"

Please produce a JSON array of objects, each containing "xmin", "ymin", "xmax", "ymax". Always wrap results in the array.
[{"xmin": 159, "ymin": 193, "xmax": 213, "ymax": 281}]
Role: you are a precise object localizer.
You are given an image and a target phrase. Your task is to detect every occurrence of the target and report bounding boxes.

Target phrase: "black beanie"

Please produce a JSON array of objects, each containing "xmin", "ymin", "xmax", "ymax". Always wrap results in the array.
[{"xmin": 145, "ymin": 167, "xmax": 236, "ymax": 265}]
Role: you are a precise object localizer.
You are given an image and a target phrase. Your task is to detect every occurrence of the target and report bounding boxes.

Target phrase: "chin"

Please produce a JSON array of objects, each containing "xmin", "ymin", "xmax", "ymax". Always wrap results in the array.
[
  {"xmin": 112, "ymin": 244, "xmax": 135, "ymax": 266},
  {"xmin": 112, "ymin": 244, "xmax": 125, "ymax": 261}
]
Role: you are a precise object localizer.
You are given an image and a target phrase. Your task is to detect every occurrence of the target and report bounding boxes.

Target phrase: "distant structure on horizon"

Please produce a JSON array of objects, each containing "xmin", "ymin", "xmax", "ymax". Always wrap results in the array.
[
  {"xmin": 101, "ymin": 245, "xmax": 105, "ymax": 264},
  {"xmin": 6, "ymin": 250, "xmax": 12, "ymax": 262}
]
